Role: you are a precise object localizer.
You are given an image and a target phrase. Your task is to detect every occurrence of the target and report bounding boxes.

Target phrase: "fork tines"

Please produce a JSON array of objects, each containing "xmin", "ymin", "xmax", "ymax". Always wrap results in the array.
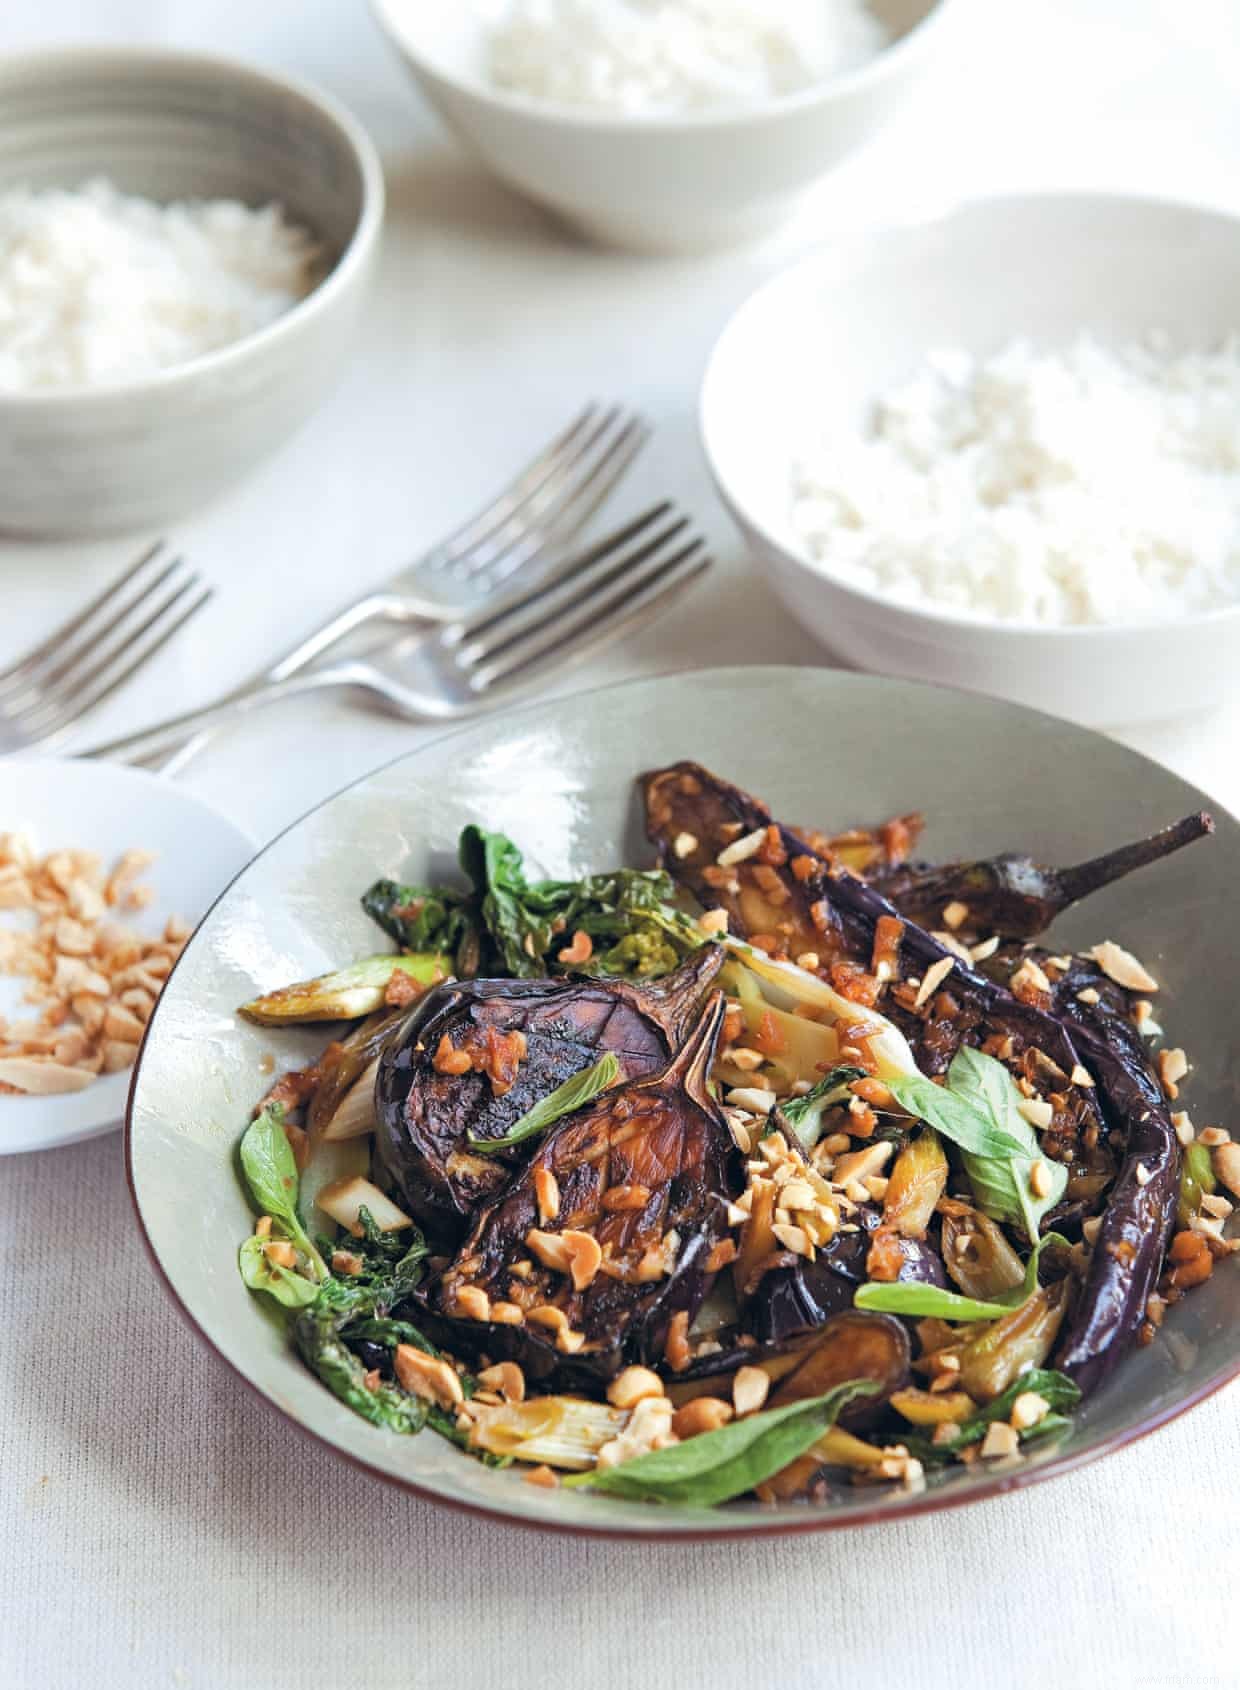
[
  {"xmin": 425, "ymin": 403, "xmax": 652, "ymax": 593},
  {"xmin": 447, "ymin": 501, "xmax": 712, "ymax": 694},
  {"xmin": 0, "ymin": 541, "xmax": 212, "ymax": 747}
]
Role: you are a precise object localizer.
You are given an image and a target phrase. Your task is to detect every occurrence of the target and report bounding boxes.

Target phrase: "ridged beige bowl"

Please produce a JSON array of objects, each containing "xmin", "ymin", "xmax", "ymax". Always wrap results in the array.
[{"xmin": 0, "ymin": 48, "xmax": 384, "ymax": 537}]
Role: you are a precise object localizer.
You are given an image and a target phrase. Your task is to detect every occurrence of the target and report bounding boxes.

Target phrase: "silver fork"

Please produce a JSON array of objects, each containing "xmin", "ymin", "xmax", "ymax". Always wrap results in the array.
[
  {"xmin": 146, "ymin": 402, "xmax": 649, "ymax": 776},
  {"xmin": 82, "ymin": 504, "xmax": 711, "ymax": 765},
  {"xmin": 0, "ymin": 542, "xmax": 211, "ymax": 754}
]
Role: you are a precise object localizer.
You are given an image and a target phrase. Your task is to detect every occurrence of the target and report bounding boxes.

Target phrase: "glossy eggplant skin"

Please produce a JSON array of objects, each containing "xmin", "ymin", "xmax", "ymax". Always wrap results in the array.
[
  {"xmin": 427, "ymin": 993, "xmax": 734, "ymax": 1387},
  {"xmin": 875, "ymin": 812, "xmax": 1212, "ymax": 941},
  {"xmin": 642, "ymin": 760, "xmax": 1182, "ymax": 1398},
  {"xmin": 374, "ymin": 947, "xmax": 721, "ymax": 1242},
  {"xmin": 748, "ymin": 1209, "xmax": 947, "ymax": 1346}
]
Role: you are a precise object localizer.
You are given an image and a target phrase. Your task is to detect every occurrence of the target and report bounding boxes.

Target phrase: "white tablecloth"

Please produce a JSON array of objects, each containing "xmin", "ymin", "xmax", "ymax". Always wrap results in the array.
[{"xmin": 3, "ymin": 2, "xmax": 1238, "ymax": 1685}]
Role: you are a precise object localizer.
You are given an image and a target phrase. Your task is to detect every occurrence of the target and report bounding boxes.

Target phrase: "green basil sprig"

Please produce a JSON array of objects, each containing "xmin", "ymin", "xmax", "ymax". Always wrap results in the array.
[
  {"xmin": 564, "ymin": 1380, "xmax": 879, "ymax": 1507},
  {"xmin": 236, "ymin": 1104, "xmax": 328, "ymax": 1291},
  {"xmin": 903, "ymin": 1369, "xmax": 1081, "ymax": 1465},
  {"xmin": 468, "ymin": 1052, "xmax": 620, "ymax": 1152},
  {"xmin": 886, "ymin": 1047, "xmax": 1067, "ymax": 1239},
  {"xmin": 854, "ymin": 1231, "xmax": 1068, "ymax": 1321}
]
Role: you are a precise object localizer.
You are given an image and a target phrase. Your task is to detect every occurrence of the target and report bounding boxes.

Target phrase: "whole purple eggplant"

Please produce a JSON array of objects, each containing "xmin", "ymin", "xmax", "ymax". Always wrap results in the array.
[{"xmin": 375, "ymin": 947, "xmax": 721, "ymax": 1242}]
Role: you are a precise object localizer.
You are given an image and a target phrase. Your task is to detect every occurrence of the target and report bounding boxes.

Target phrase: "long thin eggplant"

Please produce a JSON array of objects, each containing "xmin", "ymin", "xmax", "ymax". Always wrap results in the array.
[
  {"xmin": 643, "ymin": 761, "xmax": 1185, "ymax": 1396},
  {"xmin": 875, "ymin": 812, "xmax": 1213, "ymax": 940},
  {"xmin": 375, "ymin": 947, "xmax": 722, "ymax": 1241},
  {"xmin": 747, "ymin": 1208, "xmax": 947, "ymax": 1346},
  {"xmin": 427, "ymin": 993, "xmax": 734, "ymax": 1387}
]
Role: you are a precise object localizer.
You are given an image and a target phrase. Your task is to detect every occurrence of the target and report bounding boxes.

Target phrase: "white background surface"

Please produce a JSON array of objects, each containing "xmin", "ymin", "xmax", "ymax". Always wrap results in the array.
[{"xmin": 3, "ymin": 1, "xmax": 1239, "ymax": 1686}]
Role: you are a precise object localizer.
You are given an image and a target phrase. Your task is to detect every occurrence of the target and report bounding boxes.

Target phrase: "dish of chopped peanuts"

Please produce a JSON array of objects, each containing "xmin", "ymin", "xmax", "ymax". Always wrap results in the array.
[{"xmin": 1, "ymin": 757, "xmax": 253, "ymax": 1153}]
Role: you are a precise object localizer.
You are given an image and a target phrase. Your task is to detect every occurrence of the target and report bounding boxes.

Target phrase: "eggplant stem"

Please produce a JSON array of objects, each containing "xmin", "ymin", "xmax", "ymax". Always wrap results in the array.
[{"xmin": 1054, "ymin": 812, "xmax": 1214, "ymax": 908}]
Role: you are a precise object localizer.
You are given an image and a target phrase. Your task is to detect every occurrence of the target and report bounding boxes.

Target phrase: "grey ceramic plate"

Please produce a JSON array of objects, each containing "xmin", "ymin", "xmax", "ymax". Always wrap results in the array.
[{"xmin": 126, "ymin": 668, "xmax": 1240, "ymax": 1538}]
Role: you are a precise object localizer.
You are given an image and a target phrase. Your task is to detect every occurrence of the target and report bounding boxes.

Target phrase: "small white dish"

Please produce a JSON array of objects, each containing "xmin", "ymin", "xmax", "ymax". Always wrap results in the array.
[
  {"xmin": 372, "ymin": 0, "xmax": 955, "ymax": 253},
  {"xmin": 700, "ymin": 192, "xmax": 1240, "ymax": 726},
  {"xmin": 0, "ymin": 758, "xmax": 253, "ymax": 1154}
]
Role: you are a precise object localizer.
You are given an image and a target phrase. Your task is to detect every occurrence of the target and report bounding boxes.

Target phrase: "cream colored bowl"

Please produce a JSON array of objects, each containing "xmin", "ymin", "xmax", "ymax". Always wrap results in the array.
[
  {"xmin": 701, "ymin": 193, "xmax": 1240, "ymax": 727},
  {"xmin": 127, "ymin": 667, "xmax": 1240, "ymax": 1537},
  {"xmin": 0, "ymin": 47, "xmax": 384, "ymax": 537},
  {"xmin": 372, "ymin": 0, "xmax": 956, "ymax": 253}
]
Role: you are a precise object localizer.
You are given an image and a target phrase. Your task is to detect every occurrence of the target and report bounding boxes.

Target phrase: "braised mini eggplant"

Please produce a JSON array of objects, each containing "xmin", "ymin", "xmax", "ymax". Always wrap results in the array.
[
  {"xmin": 375, "ymin": 947, "xmax": 722, "ymax": 1241},
  {"xmin": 875, "ymin": 813, "xmax": 1212, "ymax": 940},
  {"xmin": 747, "ymin": 1207, "xmax": 947, "ymax": 1346},
  {"xmin": 427, "ymin": 992, "xmax": 735, "ymax": 1386},
  {"xmin": 643, "ymin": 759, "xmax": 1183, "ymax": 1397}
]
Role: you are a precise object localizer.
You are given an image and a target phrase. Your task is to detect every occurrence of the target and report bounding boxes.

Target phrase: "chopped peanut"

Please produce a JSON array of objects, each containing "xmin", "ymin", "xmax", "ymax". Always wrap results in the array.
[{"xmin": 672, "ymin": 1398, "xmax": 733, "ymax": 1439}]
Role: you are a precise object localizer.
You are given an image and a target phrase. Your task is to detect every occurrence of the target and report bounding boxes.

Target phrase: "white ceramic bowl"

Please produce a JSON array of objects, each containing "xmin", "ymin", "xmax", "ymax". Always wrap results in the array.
[
  {"xmin": 701, "ymin": 192, "xmax": 1240, "ymax": 727},
  {"xmin": 0, "ymin": 48, "xmax": 384, "ymax": 538},
  {"xmin": 372, "ymin": 0, "xmax": 955, "ymax": 253},
  {"xmin": 0, "ymin": 757, "xmax": 254, "ymax": 1155}
]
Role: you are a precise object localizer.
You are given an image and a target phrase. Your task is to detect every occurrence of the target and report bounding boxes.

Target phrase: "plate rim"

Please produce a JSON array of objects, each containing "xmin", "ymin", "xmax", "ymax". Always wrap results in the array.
[{"xmin": 124, "ymin": 664, "xmax": 1240, "ymax": 1537}]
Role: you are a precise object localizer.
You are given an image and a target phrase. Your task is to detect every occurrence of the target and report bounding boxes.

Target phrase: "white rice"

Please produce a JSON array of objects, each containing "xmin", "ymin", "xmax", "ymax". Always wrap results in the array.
[
  {"xmin": 486, "ymin": 0, "xmax": 886, "ymax": 114},
  {"xmin": 789, "ymin": 335, "xmax": 1240, "ymax": 627},
  {"xmin": 0, "ymin": 177, "xmax": 321, "ymax": 393}
]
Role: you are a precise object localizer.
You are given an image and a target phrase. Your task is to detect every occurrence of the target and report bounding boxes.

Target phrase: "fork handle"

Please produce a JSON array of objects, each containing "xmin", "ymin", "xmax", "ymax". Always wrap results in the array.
[
  {"xmin": 134, "ymin": 590, "xmax": 441, "ymax": 775},
  {"xmin": 77, "ymin": 664, "xmax": 363, "ymax": 765}
]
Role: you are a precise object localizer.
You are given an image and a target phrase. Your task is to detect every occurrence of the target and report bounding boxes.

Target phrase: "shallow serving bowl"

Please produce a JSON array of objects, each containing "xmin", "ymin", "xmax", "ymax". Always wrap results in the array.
[
  {"xmin": 127, "ymin": 666, "xmax": 1240, "ymax": 1538},
  {"xmin": 0, "ymin": 47, "xmax": 383, "ymax": 537},
  {"xmin": 372, "ymin": 0, "xmax": 955, "ymax": 253},
  {"xmin": 701, "ymin": 193, "xmax": 1240, "ymax": 726}
]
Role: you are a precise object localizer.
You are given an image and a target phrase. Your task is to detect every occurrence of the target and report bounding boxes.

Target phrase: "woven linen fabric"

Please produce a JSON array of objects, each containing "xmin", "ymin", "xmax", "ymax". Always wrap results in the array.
[{"xmin": 2, "ymin": 1134, "xmax": 1235, "ymax": 1690}]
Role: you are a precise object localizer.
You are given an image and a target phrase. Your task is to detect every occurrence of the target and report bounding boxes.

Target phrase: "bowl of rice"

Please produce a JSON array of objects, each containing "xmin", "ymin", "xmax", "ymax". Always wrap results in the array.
[
  {"xmin": 371, "ymin": 0, "xmax": 956, "ymax": 253},
  {"xmin": 0, "ymin": 47, "xmax": 383, "ymax": 537},
  {"xmin": 700, "ymin": 191, "xmax": 1240, "ymax": 727}
]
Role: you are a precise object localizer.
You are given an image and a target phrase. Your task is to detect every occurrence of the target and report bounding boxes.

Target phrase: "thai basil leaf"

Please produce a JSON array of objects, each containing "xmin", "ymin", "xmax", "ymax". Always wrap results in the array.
[
  {"xmin": 565, "ymin": 1380, "xmax": 879, "ymax": 1507},
  {"xmin": 884, "ymin": 1072, "xmax": 1027, "ymax": 1161},
  {"xmin": 237, "ymin": 1105, "xmax": 328, "ymax": 1279},
  {"xmin": 854, "ymin": 1232, "xmax": 1068, "ymax": 1321},
  {"xmin": 468, "ymin": 1052, "xmax": 620, "ymax": 1152},
  {"xmin": 778, "ymin": 1065, "xmax": 867, "ymax": 1152},
  {"xmin": 888, "ymin": 1049, "xmax": 1067, "ymax": 1240},
  {"xmin": 237, "ymin": 1236, "xmax": 321, "ymax": 1308},
  {"xmin": 903, "ymin": 1368, "xmax": 1081, "ymax": 1465}
]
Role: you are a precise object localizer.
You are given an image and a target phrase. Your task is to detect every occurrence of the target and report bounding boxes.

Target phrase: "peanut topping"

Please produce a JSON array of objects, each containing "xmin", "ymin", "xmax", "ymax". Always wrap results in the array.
[
  {"xmin": 1212, "ymin": 1141, "xmax": 1240, "ymax": 1198},
  {"xmin": 557, "ymin": 929, "xmax": 594, "ymax": 967},
  {"xmin": 393, "ymin": 1345, "xmax": 464, "ymax": 1410},
  {"xmin": 664, "ymin": 1310, "xmax": 692, "ymax": 1373},
  {"xmin": 534, "ymin": 1166, "xmax": 560, "ymax": 1222},
  {"xmin": 526, "ymin": 1228, "xmax": 573, "ymax": 1274},
  {"xmin": 1158, "ymin": 1047, "xmax": 1188, "ymax": 1098},
  {"xmin": 606, "ymin": 1367, "xmax": 665, "ymax": 1410},
  {"xmin": 1087, "ymin": 940, "xmax": 1158, "ymax": 993},
  {"xmin": 454, "ymin": 1285, "xmax": 492, "ymax": 1321},
  {"xmin": 942, "ymin": 900, "xmax": 969, "ymax": 931},
  {"xmin": 489, "ymin": 1301, "xmax": 526, "ymax": 1325},
  {"xmin": 980, "ymin": 1421, "xmax": 1020, "ymax": 1459},
  {"xmin": 732, "ymin": 1365, "xmax": 770, "ymax": 1416},
  {"xmin": 672, "ymin": 1398, "xmax": 733, "ymax": 1439},
  {"xmin": 477, "ymin": 1362, "xmax": 525, "ymax": 1403},
  {"xmin": 522, "ymin": 1464, "xmax": 559, "ymax": 1488},
  {"xmin": 913, "ymin": 956, "xmax": 954, "ymax": 1010},
  {"xmin": 564, "ymin": 1229, "xmax": 603, "ymax": 1291}
]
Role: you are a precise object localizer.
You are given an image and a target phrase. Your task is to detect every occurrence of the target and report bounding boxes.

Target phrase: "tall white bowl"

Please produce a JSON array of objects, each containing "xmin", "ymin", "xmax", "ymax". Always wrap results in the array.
[
  {"xmin": 372, "ymin": 0, "xmax": 956, "ymax": 253},
  {"xmin": 0, "ymin": 48, "xmax": 384, "ymax": 538},
  {"xmin": 700, "ymin": 193, "xmax": 1240, "ymax": 727}
]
